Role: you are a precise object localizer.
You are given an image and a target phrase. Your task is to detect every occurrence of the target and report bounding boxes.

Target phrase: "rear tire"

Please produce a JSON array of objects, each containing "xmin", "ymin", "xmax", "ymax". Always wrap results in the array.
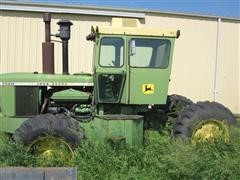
[
  {"xmin": 167, "ymin": 94, "xmax": 193, "ymax": 116},
  {"xmin": 172, "ymin": 101, "xmax": 236, "ymax": 143}
]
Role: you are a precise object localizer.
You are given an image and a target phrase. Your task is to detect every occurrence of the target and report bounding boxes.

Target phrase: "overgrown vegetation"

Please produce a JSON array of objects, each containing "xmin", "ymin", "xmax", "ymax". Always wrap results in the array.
[{"xmin": 0, "ymin": 127, "xmax": 240, "ymax": 179}]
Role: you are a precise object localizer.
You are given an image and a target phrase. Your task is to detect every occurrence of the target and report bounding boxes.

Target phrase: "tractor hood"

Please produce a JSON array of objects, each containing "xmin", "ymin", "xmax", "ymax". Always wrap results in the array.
[{"xmin": 0, "ymin": 73, "xmax": 93, "ymax": 87}]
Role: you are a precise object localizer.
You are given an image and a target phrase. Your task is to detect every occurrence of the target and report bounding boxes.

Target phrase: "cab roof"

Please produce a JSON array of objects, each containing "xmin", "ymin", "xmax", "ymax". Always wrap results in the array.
[
  {"xmin": 94, "ymin": 26, "xmax": 180, "ymax": 38},
  {"xmin": 92, "ymin": 17, "xmax": 180, "ymax": 38}
]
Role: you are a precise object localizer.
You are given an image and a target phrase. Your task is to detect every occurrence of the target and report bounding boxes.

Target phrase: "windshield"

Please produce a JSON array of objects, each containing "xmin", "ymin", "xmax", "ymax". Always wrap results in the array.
[{"xmin": 130, "ymin": 38, "xmax": 171, "ymax": 68}]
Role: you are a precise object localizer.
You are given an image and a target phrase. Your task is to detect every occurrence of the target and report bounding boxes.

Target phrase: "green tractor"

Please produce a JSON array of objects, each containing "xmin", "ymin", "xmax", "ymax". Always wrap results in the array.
[{"xmin": 0, "ymin": 13, "xmax": 236, "ymax": 159}]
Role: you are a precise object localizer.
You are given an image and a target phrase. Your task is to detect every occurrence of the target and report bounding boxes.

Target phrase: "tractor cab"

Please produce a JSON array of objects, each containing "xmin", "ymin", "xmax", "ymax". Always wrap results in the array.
[{"xmin": 87, "ymin": 18, "xmax": 180, "ymax": 106}]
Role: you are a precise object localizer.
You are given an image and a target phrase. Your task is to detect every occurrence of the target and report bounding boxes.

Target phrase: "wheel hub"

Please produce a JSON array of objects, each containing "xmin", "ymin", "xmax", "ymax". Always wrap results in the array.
[
  {"xmin": 28, "ymin": 136, "xmax": 74, "ymax": 161},
  {"xmin": 191, "ymin": 119, "xmax": 229, "ymax": 144}
]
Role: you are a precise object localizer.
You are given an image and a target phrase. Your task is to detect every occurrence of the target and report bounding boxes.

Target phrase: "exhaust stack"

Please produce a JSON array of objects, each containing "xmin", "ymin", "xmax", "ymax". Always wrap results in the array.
[
  {"xmin": 42, "ymin": 13, "xmax": 54, "ymax": 74},
  {"xmin": 56, "ymin": 19, "xmax": 73, "ymax": 75}
]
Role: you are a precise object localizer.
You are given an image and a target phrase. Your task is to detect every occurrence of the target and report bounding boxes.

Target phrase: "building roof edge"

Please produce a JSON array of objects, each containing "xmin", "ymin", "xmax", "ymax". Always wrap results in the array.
[{"xmin": 1, "ymin": 1, "xmax": 240, "ymax": 22}]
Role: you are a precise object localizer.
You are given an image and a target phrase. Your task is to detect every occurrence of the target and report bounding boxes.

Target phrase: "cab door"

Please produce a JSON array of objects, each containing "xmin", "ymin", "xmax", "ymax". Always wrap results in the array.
[
  {"xmin": 128, "ymin": 37, "xmax": 173, "ymax": 105},
  {"xmin": 94, "ymin": 36, "xmax": 126, "ymax": 104}
]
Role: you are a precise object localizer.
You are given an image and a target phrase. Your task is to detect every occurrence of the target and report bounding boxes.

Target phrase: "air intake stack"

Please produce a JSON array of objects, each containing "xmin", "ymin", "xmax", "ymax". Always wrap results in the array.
[{"xmin": 56, "ymin": 19, "xmax": 73, "ymax": 75}]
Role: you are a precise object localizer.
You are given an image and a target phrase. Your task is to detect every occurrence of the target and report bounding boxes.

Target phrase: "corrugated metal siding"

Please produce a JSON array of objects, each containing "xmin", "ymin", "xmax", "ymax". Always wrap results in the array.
[
  {"xmin": 0, "ymin": 11, "xmax": 111, "ymax": 73},
  {"xmin": 1, "ymin": 11, "xmax": 43, "ymax": 73},
  {"xmin": 0, "ymin": 10, "xmax": 239, "ymax": 113},
  {"xmin": 216, "ymin": 21, "xmax": 240, "ymax": 112}
]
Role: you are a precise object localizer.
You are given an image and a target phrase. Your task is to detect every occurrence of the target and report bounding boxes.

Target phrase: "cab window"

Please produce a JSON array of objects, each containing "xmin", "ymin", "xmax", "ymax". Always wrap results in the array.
[
  {"xmin": 99, "ymin": 37, "xmax": 124, "ymax": 67},
  {"xmin": 130, "ymin": 38, "xmax": 171, "ymax": 68}
]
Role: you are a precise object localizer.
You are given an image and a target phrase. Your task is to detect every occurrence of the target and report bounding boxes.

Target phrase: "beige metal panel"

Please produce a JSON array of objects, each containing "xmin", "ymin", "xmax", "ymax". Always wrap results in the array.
[
  {"xmin": 0, "ymin": 12, "xmax": 8, "ymax": 72},
  {"xmin": 0, "ymin": 11, "xmax": 111, "ymax": 74},
  {"xmin": 239, "ymin": 24, "xmax": 240, "ymax": 114},
  {"xmin": 216, "ymin": 21, "xmax": 239, "ymax": 113},
  {"xmin": 0, "ymin": 11, "xmax": 43, "ymax": 73}
]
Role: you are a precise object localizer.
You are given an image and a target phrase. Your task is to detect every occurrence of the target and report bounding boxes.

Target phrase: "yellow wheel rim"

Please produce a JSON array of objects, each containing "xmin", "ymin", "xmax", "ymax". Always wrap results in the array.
[
  {"xmin": 191, "ymin": 119, "xmax": 229, "ymax": 144},
  {"xmin": 28, "ymin": 136, "xmax": 74, "ymax": 161}
]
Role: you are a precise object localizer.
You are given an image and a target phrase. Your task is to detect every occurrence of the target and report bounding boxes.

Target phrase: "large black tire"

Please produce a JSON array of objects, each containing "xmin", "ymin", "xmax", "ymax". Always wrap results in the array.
[
  {"xmin": 172, "ymin": 101, "xmax": 236, "ymax": 141},
  {"xmin": 13, "ymin": 113, "xmax": 85, "ymax": 148},
  {"xmin": 166, "ymin": 94, "xmax": 193, "ymax": 120},
  {"xmin": 167, "ymin": 94, "xmax": 193, "ymax": 112}
]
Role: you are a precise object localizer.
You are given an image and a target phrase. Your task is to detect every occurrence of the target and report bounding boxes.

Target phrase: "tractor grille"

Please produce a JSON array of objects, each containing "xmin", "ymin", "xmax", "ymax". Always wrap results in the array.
[{"xmin": 15, "ymin": 87, "xmax": 39, "ymax": 116}]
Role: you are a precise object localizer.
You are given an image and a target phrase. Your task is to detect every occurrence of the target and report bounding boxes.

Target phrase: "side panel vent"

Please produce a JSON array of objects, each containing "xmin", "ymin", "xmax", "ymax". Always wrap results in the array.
[{"xmin": 15, "ymin": 87, "xmax": 39, "ymax": 116}]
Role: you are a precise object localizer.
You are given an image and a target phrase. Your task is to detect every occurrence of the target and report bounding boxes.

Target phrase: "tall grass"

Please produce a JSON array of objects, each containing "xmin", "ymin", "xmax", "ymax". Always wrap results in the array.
[{"xmin": 0, "ymin": 128, "xmax": 240, "ymax": 179}]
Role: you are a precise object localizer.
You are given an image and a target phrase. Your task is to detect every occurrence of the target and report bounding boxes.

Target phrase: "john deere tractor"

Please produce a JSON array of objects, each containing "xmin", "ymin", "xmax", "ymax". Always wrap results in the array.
[{"xmin": 0, "ymin": 13, "xmax": 236, "ymax": 158}]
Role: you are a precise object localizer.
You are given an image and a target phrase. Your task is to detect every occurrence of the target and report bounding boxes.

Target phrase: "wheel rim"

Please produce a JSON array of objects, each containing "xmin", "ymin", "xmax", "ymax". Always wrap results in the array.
[
  {"xmin": 191, "ymin": 119, "xmax": 229, "ymax": 144},
  {"xmin": 28, "ymin": 136, "xmax": 74, "ymax": 161}
]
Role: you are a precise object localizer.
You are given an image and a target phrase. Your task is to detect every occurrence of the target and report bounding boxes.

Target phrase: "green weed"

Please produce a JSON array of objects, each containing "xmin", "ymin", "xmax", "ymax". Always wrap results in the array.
[{"xmin": 0, "ymin": 128, "xmax": 240, "ymax": 179}]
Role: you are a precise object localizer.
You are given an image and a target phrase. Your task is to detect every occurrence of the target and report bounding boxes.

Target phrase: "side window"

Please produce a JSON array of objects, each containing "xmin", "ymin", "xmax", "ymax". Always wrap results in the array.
[
  {"xmin": 130, "ymin": 39, "xmax": 171, "ymax": 68},
  {"xmin": 154, "ymin": 42, "xmax": 171, "ymax": 68},
  {"xmin": 99, "ymin": 37, "xmax": 124, "ymax": 67}
]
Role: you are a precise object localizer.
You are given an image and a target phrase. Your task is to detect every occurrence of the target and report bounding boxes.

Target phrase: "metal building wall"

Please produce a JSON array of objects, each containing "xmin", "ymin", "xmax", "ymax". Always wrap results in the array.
[
  {"xmin": 216, "ymin": 21, "xmax": 239, "ymax": 113},
  {"xmin": 0, "ymin": 8, "xmax": 239, "ymax": 113},
  {"xmin": 0, "ymin": 11, "xmax": 111, "ymax": 74}
]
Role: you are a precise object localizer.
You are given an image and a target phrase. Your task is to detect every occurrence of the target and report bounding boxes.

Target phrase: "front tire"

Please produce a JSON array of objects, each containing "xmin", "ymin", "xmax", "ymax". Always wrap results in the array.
[
  {"xmin": 172, "ymin": 101, "xmax": 236, "ymax": 143},
  {"xmin": 13, "ymin": 113, "xmax": 85, "ymax": 160}
]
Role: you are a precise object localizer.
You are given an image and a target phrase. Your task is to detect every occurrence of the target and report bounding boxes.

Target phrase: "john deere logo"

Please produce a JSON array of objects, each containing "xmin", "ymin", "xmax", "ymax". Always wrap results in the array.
[{"xmin": 142, "ymin": 84, "xmax": 154, "ymax": 94}]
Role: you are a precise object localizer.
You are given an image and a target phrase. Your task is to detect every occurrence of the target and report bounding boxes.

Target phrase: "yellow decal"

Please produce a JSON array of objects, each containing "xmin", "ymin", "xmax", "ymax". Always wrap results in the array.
[{"xmin": 142, "ymin": 84, "xmax": 154, "ymax": 94}]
